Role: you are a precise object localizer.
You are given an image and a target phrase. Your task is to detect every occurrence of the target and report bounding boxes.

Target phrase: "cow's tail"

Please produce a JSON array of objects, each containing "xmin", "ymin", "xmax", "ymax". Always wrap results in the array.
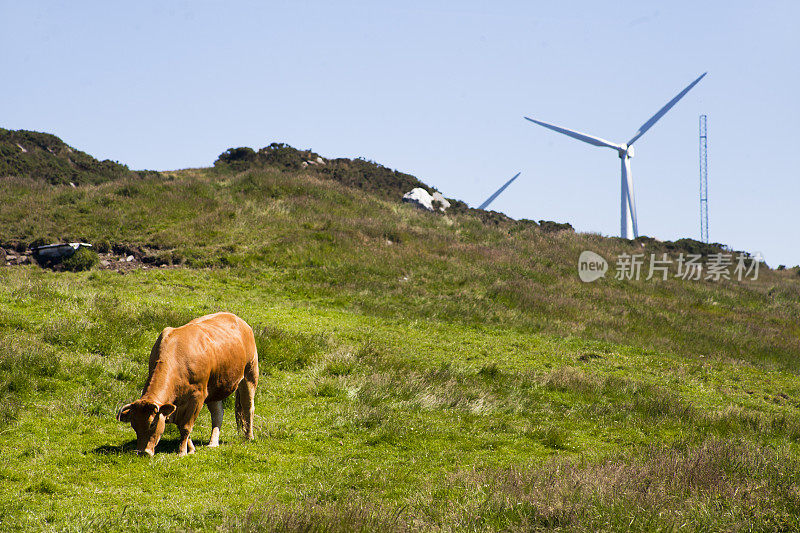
[{"xmin": 236, "ymin": 329, "xmax": 258, "ymax": 438}]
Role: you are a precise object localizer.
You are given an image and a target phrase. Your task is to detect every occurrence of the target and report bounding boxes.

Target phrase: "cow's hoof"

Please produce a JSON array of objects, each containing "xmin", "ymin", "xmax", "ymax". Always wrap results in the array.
[{"xmin": 208, "ymin": 441, "xmax": 219, "ymax": 448}]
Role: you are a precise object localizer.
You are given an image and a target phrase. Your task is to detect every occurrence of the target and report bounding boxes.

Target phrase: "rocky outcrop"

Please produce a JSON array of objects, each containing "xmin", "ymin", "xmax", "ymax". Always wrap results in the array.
[{"xmin": 402, "ymin": 188, "xmax": 434, "ymax": 211}]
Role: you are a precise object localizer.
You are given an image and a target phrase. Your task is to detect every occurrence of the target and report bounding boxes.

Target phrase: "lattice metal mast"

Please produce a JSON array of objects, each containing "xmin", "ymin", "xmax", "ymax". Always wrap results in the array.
[{"xmin": 699, "ymin": 115, "xmax": 708, "ymax": 243}]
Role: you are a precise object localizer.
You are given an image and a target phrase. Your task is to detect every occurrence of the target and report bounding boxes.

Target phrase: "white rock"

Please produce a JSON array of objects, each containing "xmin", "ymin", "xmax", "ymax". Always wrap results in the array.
[
  {"xmin": 402, "ymin": 188, "xmax": 434, "ymax": 211},
  {"xmin": 431, "ymin": 192, "xmax": 451, "ymax": 212},
  {"xmin": 315, "ymin": 157, "xmax": 325, "ymax": 165},
  {"xmin": 125, "ymin": 255, "xmax": 134, "ymax": 262}
]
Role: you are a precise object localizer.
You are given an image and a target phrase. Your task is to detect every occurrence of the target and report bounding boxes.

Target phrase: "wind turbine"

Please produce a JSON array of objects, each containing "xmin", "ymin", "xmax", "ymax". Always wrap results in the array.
[
  {"xmin": 478, "ymin": 172, "xmax": 521, "ymax": 210},
  {"xmin": 524, "ymin": 72, "xmax": 706, "ymax": 239}
]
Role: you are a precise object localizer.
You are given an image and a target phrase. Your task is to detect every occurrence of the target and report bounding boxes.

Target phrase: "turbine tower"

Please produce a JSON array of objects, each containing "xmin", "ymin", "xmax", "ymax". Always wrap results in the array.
[
  {"xmin": 524, "ymin": 72, "xmax": 706, "ymax": 239},
  {"xmin": 478, "ymin": 172, "xmax": 521, "ymax": 210}
]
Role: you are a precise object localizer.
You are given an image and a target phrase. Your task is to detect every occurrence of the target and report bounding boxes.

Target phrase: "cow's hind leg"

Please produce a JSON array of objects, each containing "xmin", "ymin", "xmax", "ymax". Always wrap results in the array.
[
  {"xmin": 208, "ymin": 400, "xmax": 224, "ymax": 447},
  {"xmin": 235, "ymin": 357, "xmax": 258, "ymax": 440}
]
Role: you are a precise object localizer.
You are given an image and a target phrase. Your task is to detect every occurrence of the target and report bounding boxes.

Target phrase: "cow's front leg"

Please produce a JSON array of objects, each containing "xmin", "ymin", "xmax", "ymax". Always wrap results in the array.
[
  {"xmin": 208, "ymin": 400, "xmax": 224, "ymax": 447},
  {"xmin": 177, "ymin": 395, "xmax": 205, "ymax": 457}
]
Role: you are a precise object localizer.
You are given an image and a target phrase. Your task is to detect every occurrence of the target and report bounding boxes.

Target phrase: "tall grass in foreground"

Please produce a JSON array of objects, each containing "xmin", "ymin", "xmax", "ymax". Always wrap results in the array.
[{"xmin": 228, "ymin": 439, "xmax": 800, "ymax": 532}]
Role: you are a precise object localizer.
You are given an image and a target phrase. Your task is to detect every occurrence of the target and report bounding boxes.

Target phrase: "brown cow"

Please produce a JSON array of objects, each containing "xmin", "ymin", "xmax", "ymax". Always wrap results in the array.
[{"xmin": 117, "ymin": 312, "xmax": 258, "ymax": 456}]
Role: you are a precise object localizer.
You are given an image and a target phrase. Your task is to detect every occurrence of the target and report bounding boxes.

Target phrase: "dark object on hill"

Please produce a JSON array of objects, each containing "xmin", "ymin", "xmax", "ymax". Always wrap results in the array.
[
  {"xmin": 32, "ymin": 242, "xmax": 94, "ymax": 270},
  {"xmin": 0, "ymin": 128, "xmax": 157, "ymax": 185},
  {"xmin": 32, "ymin": 242, "xmax": 91, "ymax": 261}
]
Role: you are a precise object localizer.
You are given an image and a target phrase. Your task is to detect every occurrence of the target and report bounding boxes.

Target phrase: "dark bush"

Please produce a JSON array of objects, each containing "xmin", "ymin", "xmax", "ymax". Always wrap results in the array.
[
  {"xmin": 214, "ymin": 147, "xmax": 258, "ymax": 172},
  {"xmin": 94, "ymin": 239, "xmax": 111, "ymax": 254},
  {"xmin": 539, "ymin": 220, "xmax": 574, "ymax": 233},
  {"xmin": 258, "ymin": 143, "xmax": 314, "ymax": 170},
  {"xmin": 61, "ymin": 248, "xmax": 99, "ymax": 272}
]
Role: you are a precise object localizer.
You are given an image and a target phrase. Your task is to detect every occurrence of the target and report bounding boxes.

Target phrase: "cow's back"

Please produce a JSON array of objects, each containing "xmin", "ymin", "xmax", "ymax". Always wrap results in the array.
[{"xmin": 155, "ymin": 312, "xmax": 257, "ymax": 402}]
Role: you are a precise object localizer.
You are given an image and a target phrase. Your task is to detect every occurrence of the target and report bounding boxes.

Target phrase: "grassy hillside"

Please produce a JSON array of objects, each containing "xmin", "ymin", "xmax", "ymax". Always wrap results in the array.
[{"xmin": 1, "ymin": 135, "xmax": 799, "ymax": 531}]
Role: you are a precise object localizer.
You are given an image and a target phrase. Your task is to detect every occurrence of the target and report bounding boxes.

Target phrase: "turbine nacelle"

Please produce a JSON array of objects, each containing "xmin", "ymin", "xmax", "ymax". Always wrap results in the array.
[{"xmin": 618, "ymin": 145, "xmax": 634, "ymax": 159}]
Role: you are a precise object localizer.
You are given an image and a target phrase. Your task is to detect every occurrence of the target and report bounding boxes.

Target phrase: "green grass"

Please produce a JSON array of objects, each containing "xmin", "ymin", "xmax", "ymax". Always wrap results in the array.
[
  {"xmin": 1, "ymin": 266, "xmax": 799, "ymax": 531},
  {"xmin": 1, "ymin": 155, "xmax": 799, "ymax": 531}
]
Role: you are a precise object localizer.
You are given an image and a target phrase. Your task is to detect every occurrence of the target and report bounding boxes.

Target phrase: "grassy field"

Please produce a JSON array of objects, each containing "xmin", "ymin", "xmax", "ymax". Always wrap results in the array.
[{"xmin": 1, "ymin": 155, "xmax": 800, "ymax": 531}]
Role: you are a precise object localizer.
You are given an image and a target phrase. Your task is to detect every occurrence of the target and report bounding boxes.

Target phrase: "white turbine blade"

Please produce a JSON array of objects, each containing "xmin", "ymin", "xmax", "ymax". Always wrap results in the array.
[
  {"xmin": 478, "ymin": 172, "xmax": 521, "ymax": 210},
  {"xmin": 627, "ymin": 72, "xmax": 707, "ymax": 146},
  {"xmin": 524, "ymin": 117, "xmax": 623, "ymax": 150}
]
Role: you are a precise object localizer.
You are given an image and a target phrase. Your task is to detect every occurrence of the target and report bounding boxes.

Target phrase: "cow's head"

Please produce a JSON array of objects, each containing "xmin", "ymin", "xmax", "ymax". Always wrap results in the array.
[{"xmin": 117, "ymin": 400, "xmax": 176, "ymax": 456}]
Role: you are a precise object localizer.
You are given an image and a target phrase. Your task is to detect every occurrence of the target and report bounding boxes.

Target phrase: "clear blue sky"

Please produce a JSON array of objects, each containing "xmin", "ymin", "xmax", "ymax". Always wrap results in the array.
[{"xmin": 2, "ymin": 1, "xmax": 798, "ymax": 266}]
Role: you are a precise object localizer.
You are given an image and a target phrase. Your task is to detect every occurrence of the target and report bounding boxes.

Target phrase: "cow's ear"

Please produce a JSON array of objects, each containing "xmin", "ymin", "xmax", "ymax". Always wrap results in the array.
[
  {"xmin": 117, "ymin": 404, "xmax": 133, "ymax": 423},
  {"xmin": 159, "ymin": 403, "xmax": 176, "ymax": 417}
]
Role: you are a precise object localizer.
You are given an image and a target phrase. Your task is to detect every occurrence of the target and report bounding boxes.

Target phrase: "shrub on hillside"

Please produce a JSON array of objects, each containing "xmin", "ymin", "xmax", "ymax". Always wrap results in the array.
[
  {"xmin": 61, "ymin": 247, "xmax": 99, "ymax": 272},
  {"xmin": 539, "ymin": 220, "xmax": 574, "ymax": 233},
  {"xmin": 258, "ymin": 143, "xmax": 315, "ymax": 169},
  {"xmin": 214, "ymin": 144, "xmax": 319, "ymax": 173},
  {"xmin": 215, "ymin": 147, "xmax": 257, "ymax": 172}
]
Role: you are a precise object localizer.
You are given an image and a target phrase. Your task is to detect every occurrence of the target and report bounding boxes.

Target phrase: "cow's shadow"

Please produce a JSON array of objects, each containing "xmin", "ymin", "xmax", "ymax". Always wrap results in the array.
[
  {"xmin": 91, "ymin": 438, "xmax": 185, "ymax": 456},
  {"xmin": 91, "ymin": 437, "xmax": 228, "ymax": 456}
]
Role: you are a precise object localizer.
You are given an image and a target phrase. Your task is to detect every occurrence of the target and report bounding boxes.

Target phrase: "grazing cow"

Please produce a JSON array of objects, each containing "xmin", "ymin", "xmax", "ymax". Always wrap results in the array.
[{"xmin": 117, "ymin": 312, "xmax": 258, "ymax": 456}]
